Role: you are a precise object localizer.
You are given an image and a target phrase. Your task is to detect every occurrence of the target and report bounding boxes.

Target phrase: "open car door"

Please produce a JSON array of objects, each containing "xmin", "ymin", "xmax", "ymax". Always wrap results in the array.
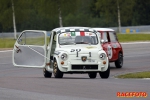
[{"xmin": 12, "ymin": 30, "xmax": 47, "ymax": 68}]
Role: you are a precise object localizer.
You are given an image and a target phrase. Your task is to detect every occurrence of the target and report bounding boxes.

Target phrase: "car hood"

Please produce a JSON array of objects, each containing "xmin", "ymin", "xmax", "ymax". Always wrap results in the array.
[{"xmin": 56, "ymin": 45, "xmax": 102, "ymax": 55}]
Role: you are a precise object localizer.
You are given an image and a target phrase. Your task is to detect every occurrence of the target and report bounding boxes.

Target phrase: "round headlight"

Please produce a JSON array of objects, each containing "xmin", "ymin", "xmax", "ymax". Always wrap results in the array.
[
  {"xmin": 61, "ymin": 53, "xmax": 68, "ymax": 60},
  {"xmin": 99, "ymin": 53, "xmax": 106, "ymax": 60}
]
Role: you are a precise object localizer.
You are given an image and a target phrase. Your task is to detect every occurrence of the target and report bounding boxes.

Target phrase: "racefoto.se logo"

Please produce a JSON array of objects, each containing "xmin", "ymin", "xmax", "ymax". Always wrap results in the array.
[{"xmin": 117, "ymin": 92, "xmax": 148, "ymax": 98}]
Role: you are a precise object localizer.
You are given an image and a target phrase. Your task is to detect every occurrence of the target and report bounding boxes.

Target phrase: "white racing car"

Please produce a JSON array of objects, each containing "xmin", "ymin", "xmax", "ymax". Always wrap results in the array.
[{"xmin": 12, "ymin": 27, "xmax": 110, "ymax": 79}]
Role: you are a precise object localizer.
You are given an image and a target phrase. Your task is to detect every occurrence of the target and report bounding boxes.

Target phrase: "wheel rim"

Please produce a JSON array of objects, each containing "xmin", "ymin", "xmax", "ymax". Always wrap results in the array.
[{"xmin": 53, "ymin": 61, "xmax": 57, "ymax": 75}]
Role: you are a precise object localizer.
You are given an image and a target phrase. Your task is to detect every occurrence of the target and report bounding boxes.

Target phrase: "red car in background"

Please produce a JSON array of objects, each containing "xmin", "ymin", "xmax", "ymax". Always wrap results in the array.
[{"xmin": 93, "ymin": 28, "xmax": 123, "ymax": 68}]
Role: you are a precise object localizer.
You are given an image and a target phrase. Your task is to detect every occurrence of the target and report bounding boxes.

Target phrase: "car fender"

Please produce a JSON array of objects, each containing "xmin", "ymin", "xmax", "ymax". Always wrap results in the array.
[
  {"xmin": 53, "ymin": 55, "xmax": 65, "ymax": 72},
  {"xmin": 101, "ymin": 56, "xmax": 109, "ymax": 72}
]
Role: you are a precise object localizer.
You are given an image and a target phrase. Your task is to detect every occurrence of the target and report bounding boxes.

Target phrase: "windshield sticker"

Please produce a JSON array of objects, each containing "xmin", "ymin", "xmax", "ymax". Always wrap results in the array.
[
  {"xmin": 61, "ymin": 32, "xmax": 96, "ymax": 36},
  {"xmin": 70, "ymin": 32, "xmax": 76, "ymax": 36},
  {"xmin": 63, "ymin": 33, "xmax": 70, "ymax": 36}
]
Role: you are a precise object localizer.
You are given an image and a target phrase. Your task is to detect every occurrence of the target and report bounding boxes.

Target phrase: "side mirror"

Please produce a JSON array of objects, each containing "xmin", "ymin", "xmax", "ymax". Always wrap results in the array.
[
  {"xmin": 101, "ymin": 39, "xmax": 108, "ymax": 44},
  {"xmin": 101, "ymin": 39, "xmax": 105, "ymax": 44}
]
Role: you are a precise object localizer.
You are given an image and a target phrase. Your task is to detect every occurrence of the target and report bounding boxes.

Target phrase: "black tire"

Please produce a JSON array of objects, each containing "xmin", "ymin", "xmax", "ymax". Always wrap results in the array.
[
  {"xmin": 43, "ymin": 68, "xmax": 52, "ymax": 78},
  {"xmin": 115, "ymin": 53, "xmax": 123, "ymax": 68},
  {"xmin": 53, "ymin": 60, "xmax": 63, "ymax": 78},
  {"xmin": 88, "ymin": 72, "xmax": 97, "ymax": 79},
  {"xmin": 99, "ymin": 65, "xmax": 110, "ymax": 79}
]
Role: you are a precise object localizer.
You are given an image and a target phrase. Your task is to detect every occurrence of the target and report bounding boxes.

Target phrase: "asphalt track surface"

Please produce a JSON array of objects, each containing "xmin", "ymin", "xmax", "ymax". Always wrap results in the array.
[{"xmin": 0, "ymin": 42, "xmax": 150, "ymax": 100}]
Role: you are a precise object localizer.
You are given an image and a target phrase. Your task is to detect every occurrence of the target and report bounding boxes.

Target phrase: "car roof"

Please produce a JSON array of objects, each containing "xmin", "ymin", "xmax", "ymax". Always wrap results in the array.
[
  {"xmin": 93, "ymin": 28, "xmax": 114, "ymax": 32},
  {"xmin": 52, "ymin": 27, "xmax": 96, "ymax": 33}
]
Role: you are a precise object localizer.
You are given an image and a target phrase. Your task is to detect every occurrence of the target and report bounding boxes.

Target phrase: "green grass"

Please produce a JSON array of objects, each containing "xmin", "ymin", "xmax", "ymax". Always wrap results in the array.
[
  {"xmin": 117, "ymin": 33, "xmax": 150, "ymax": 42},
  {"xmin": 20, "ymin": 37, "xmax": 45, "ymax": 46},
  {"xmin": 116, "ymin": 71, "xmax": 150, "ymax": 79},
  {"xmin": 0, "ymin": 37, "xmax": 49, "ymax": 48},
  {"xmin": 0, "ymin": 38, "xmax": 16, "ymax": 48}
]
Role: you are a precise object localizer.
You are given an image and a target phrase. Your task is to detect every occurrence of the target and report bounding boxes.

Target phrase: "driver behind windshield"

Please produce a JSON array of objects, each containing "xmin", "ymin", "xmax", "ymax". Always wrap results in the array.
[
  {"xmin": 59, "ymin": 31, "xmax": 98, "ymax": 45},
  {"xmin": 75, "ymin": 36, "xmax": 91, "ymax": 44}
]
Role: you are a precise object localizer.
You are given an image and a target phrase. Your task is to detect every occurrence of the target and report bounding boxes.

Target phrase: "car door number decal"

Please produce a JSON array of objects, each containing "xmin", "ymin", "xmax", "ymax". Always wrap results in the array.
[{"xmin": 107, "ymin": 45, "xmax": 113, "ymax": 59}]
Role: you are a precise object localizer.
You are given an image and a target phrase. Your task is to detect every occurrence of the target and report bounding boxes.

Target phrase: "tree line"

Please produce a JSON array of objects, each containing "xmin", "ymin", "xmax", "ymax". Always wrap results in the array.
[{"xmin": 0, "ymin": 0, "xmax": 150, "ymax": 32}]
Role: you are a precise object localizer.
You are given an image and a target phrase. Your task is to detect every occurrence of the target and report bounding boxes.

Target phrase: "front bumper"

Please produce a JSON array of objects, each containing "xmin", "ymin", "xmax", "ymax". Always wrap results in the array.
[{"xmin": 59, "ymin": 60, "xmax": 107, "ymax": 72}]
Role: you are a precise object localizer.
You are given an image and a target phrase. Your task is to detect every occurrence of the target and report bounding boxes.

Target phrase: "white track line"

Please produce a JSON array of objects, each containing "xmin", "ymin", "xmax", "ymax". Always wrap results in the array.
[
  {"xmin": 0, "ymin": 50, "xmax": 12, "ymax": 52},
  {"xmin": 143, "ymin": 78, "xmax": 150, "ymax": 80},
  {"xmin": 121, "ymin": 41, "xmax": 150, "ymax": 44}
]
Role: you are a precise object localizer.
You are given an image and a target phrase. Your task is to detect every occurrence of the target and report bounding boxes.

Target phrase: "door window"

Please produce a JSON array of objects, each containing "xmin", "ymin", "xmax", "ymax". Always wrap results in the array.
[{"xmin": 17, "ymin": 31, "xmax": 45, "ymax": 46}]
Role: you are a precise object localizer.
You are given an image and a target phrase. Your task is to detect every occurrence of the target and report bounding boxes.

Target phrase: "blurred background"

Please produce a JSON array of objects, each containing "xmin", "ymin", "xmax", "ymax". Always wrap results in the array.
[{"xmin": 0, "ymin": 0, "xmax": 150, "ymax": 38}]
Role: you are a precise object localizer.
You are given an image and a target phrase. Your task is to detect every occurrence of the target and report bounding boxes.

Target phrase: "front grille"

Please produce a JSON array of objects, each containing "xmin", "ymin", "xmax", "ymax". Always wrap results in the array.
[{"xmin": 72, "ymin": 65, "xmax": 98, "ymax": 70}]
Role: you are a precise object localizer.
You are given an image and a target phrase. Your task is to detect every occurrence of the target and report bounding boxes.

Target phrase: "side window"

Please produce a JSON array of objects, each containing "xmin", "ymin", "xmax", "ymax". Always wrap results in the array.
[
  {"xmin": 53, "ymin": 32, "xmax": 57, "ymax": 42},
  {"xmin": 17, "ymin": 32, "xmax": 45, "ymax": 46},
  {"xmin": 109, "ymin": 32, "xmax": 117, "ymax": 42},
  {"xmin": 103, "ymin": 32, "xmax": 108, "ymax": 42},
  {"xmin": 50, "ymin": 32, "xmax": 57, "ymax": 55}
]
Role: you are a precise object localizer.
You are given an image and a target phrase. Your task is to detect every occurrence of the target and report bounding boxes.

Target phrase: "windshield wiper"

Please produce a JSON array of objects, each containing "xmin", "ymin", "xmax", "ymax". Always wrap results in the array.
[
  {"xmin": 75, "ymin": 42, "xmax": 91, "ymax": 44},
  {"xmin": 60, "ymin": 42, "xmax": 75, "ymax": 45}
]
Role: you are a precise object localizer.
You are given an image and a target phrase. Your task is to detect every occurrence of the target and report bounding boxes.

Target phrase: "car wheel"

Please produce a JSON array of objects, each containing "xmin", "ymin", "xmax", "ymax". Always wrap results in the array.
[
  {"xmin": 53, "ymin": 60, "xmax": 63, "ymax": 78},
  {"xmin": 88, "ymin": 72, "xmax": 97, "ymax": 79},
  {"xmin": 115, "ymin": 53, "xmax": 123, "ymax": 68},
  {"xmin": 99, "ymin": 65, "xmax": 110, "ymax": 79},
  {"xmin": 43, "ymin": 68, "xmax": 52, "ymax": 78}
]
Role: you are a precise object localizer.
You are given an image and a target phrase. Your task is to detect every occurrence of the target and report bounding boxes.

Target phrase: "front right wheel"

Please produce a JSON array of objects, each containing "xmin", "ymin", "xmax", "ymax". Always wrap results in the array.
[{"xmin": 99, "ymin": 64, "xmax": 110, "ymax": 79}]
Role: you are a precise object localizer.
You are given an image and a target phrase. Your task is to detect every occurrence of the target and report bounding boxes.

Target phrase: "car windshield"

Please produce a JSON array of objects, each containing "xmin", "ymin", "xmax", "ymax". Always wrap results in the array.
[{"xmin": 58, "ymin": 31, "xmax": 98, "ymax": 45}]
